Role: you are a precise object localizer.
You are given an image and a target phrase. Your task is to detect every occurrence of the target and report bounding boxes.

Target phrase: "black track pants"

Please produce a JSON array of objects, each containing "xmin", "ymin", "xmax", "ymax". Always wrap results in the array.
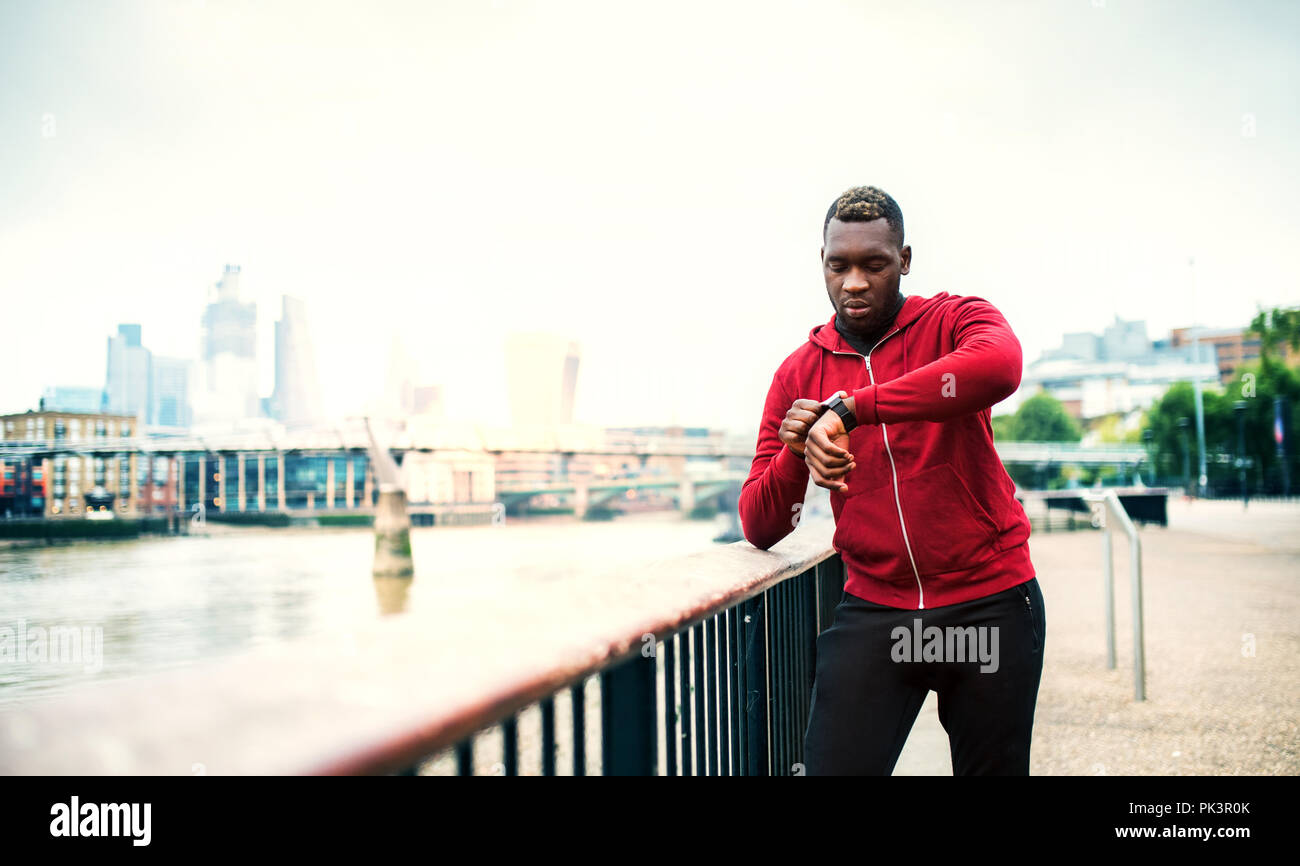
[{"xmin": 803, "ymin": 578, "xmax": 1045, "ymax": 775}]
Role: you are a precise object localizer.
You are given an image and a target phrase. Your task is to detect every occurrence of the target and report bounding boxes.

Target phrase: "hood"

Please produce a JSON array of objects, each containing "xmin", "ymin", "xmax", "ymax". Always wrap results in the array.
[{"xmin": 808, "ymin": 292, "xmax": 947, "ymax": 353}]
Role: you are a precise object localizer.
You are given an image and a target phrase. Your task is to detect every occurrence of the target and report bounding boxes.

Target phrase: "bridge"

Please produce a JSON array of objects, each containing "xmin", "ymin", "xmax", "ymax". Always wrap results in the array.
[{"xmin": 0, "ymin": 413, "xmax": 1147, "ymax": 466}]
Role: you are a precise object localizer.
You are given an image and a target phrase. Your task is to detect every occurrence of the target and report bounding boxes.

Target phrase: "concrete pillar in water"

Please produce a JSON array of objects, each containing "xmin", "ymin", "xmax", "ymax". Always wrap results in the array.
[{"xmin": 366, "ymin": 418, "xmax": 413, "ymax": 579}]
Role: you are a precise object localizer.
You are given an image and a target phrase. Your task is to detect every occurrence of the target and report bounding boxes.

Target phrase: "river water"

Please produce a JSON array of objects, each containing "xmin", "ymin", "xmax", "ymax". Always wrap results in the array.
[{"xmin": 0, "ymin": 511, "xmax": 733, "ymax": 709}]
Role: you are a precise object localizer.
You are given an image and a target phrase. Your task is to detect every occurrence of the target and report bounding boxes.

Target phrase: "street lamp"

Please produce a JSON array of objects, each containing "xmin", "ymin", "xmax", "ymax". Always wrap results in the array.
[
  {"xmin": 1142, "ymin": 428, "xmax": 1155, "ymax": 486},
  {"xmin": 1177, "ymin": 417, "xmax": 1192, "ymax": 494}
]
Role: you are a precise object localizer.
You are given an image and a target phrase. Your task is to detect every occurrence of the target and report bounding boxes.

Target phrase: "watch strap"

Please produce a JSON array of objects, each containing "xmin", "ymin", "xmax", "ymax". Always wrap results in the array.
[{"xmin": 820, "ymin": 393, "xmax": 858, "ymax": 433}]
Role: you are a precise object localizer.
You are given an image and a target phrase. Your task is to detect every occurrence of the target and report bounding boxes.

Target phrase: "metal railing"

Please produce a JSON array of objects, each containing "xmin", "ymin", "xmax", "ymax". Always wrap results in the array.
[
  {"xmin": 0, "ymin": 523, "xmax": 841, "ymax": 775},
  {"xmin": 1085, "ymin": 490, "xmax": 1146, "ymax": 701}
]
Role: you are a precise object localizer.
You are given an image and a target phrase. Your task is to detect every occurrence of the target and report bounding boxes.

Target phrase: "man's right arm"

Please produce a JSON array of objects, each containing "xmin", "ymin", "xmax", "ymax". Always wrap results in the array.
[{"xmin": 739, "ymin": 369, "xmax": 813, "ymax": 551}]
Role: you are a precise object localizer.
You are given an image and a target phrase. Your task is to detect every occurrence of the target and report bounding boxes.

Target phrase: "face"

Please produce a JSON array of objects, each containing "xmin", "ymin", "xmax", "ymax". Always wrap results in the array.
[{"xmin": 821, "ymin": 218, "xmax": 911, "ymax": 338}]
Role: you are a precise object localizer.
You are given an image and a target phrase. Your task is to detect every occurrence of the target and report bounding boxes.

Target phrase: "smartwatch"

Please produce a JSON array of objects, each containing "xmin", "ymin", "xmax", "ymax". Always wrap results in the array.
[{"xmin": 819, "ymin": 392, "xmax": 858, "ymax": 433}]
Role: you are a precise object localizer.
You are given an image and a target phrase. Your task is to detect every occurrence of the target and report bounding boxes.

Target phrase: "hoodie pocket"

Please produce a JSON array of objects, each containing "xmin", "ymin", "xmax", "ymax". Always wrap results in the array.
[
  {"xmin": 895, "ymin": 462, "xmax": 1001, "ymax": 576},
  {"xmin": 832, "ymin": 479, "xmax": 912, "ymax": 580}
]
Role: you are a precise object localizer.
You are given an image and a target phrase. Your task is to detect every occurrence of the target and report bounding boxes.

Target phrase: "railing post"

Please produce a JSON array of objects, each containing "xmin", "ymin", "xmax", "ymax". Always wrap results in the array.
[
  {"xmin": 1102, "ymin": 511, "xmax": 1116, "ymax": 670},
  {"xmin": 1130, "ymin": 531, "xmax": 1146, "ymax": 702},
  {"xmin": 1092, "ymin": 491, "xmax": 1146, "ymax": 701},
  {"xmin": 741, "ymin": 593, "xmax": 769, "ymax": 776},
  {"xmin": 600, "ymin": 651, "xmax": 658, "ymax": 775}
]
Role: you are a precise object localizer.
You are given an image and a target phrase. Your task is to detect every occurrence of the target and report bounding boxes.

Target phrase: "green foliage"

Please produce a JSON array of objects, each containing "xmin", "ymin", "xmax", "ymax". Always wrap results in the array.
[
  {"xmin": 206, "ymin": 511, "xmax": 293, "ymax": 527},
  {"xmin": 1249, "ymin": 306, "xmax": 1300, "ymax": 359},
  {"xmin": 999, "ymin": 392, "xmax": 1082, "ymax": 442},
  {"xmin": 1142, "ymin": 355, "xmax": 1300, "ymax": 487},
  {"xmin": 314, "ymin": 513, "xmax": 373, "ymax": 527},
  {"xmin": 991, "ymin": 414, "xmax": 1017, "ymax": 441}
]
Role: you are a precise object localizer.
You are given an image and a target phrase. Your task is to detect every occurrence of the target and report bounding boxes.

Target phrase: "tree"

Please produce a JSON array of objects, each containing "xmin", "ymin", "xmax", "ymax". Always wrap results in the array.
[
  {"xmin": 1143, "ymin": 356, "xmax": 1300, "ymax": 491},
  {"xmin": 1009, "ymin": 392, "xmax": 1082, "ymax": 442},
  {"xmin": 991, "ymin": 413, "xmax": 1018, "ymax": 441},
  {"xmin": 1248, "ymin": 306, "xmax": 1300, "ymax": 360}
]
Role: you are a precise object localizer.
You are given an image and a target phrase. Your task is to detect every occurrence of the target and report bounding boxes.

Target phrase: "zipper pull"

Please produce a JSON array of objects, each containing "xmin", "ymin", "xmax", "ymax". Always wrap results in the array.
[{"xmin": 1025, "ymin": 594, "xmax": 1032, "ymax": 611}]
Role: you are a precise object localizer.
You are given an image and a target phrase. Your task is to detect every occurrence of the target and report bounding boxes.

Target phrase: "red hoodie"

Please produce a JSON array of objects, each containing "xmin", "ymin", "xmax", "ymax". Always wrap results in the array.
[{"xmin": 739, "ymin": 291, "xmax": 1034, "ymax": 610}]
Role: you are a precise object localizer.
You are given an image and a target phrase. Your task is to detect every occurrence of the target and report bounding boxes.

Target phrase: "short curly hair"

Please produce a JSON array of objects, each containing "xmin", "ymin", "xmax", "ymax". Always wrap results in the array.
[{"xmin": 823, "ymin": 185, "xmax": 904, "ymax": 247}]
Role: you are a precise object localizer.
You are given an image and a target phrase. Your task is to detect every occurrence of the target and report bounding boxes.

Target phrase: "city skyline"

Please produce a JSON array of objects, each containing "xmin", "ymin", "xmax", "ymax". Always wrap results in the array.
[{"xmin": 2, "ymin": 1, "xmax": 1298, "ymax": 433}]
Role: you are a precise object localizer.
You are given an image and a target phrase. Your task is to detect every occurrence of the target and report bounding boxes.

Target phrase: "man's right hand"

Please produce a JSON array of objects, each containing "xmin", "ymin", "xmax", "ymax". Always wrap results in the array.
[{"xmin": 779, "ymin": 397, "xmax": 835, "ymax": 456}]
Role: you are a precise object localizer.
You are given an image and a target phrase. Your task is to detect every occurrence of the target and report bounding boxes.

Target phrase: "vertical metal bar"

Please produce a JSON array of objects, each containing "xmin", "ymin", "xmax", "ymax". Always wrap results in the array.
[
  {"xmin": 780, "ymin": 581, "xmax": 792, "ymax": 775},
  {"xmin": 790, "ymin": 566, "xmax": 811, "ymax": 769},
  {"xmin": 541, "ymin": 696, "xmax": 556, "ymax": 776},
  {"xmin": 455, "ymin": 740, "xmax": 473, "ymax": 776},
  {"xmin": 717, "ymin": 612, "xmax": 730, "ymax": 776},
  {"xmin": 744, "ymin": 593, "xmax": 770, "ymax": 776},
  {"xmin": 663, "ymin": 634, "xmax": 677, "ymax": 776},
  {"xmin": 728, "ymin": 605, "xmax": 742, "ymax": 777},
  {"xmin": 693, "ymin": 622, "xmax": 707, "ymax": 774},
  {"xmin": 1131, "ymin": 533, "xmax": 1146, "ymax": 701},
  {"xmin": 774, "ymin": 582, "xmax": 787, "ymax": 775},
  {"xmin": 795, "ymin": 572, "xmax": 807, "ymax": 769},
  {"xmin": 502, "ymin": 717, "xmax": 518, "ymax": 776},
  {"xmin": 705, "ymin": 615, "xmax": 718, "ymax": 776},
  {"xmin": 571, "ymin": 682, "xmax": 586, "ymax": 777},
  {"xmin": 600, "ymin": 652, "xmax": 658, "ymax": 775},
  {"xmin": 678, "ymin": 631, "xmax": 692, "ymax": 777},
  {"xmin": 1102, "ymin": 509, "xmax": 1116, "ymax": 670}
]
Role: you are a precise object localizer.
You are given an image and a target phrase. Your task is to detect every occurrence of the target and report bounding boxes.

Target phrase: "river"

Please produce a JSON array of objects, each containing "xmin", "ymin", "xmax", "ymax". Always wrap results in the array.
[{"xmin": 0, "ymin": 511, "xmax": 733, "ymax": 709}]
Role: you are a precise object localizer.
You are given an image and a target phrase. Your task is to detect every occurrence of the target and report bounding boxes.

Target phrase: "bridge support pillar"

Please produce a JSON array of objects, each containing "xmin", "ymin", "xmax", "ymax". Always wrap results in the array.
[
  {"xmin": 373, "ymin": 485, "xmax": 414, "ymax": 578},
  {"xmin": 277, "ymin": 452, "xmax": 287, "ymax": 512},
  {"xmin": 216, "ymin": 453, "xmax": 226, "ymax": 511},
  {"xmin": 237, "ymin": 453, "xmax": 246, "ymax": 511},
  {"xmin": 345, "ymin": 457, "xmax": 356, "ymax": 507},
  {"xmin": 326, "ymin": 459, "xmax": 336, "ymax": 508},
  {"xmin": 573, "ymin": 482, "xmax": 589, "ymax": 520},
  {"xmin": 257, "ymin": 453, "xmax": 266, "ymax": 512},
  {"xmin": 679, "ymin": 477, "xmax": 696, "ymax": 515}
]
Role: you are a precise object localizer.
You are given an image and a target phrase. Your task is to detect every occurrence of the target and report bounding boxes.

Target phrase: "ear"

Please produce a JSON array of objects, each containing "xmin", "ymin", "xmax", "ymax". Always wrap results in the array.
[
  {"xmin": 899, "ymin": 245, "xmax": 912, "ymax": 275},
  {"xmin": 818, "ymin": 245, "xmax": 824, "ymax": 265}
]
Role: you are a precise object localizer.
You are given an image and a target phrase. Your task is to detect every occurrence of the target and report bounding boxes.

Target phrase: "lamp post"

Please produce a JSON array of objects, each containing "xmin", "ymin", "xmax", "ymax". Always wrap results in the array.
[
  {"xmin": 1234, "ymin": 400, "xmax": 1249, "ymax": 508},
  {"xmin": 1177, "ymin": 416, "xmax": 1192, "ymax": 494},
  {"xmin": 1276, "ymin": 396, "xmax": 1291, "ymax": 498},
  {"xmin": 1142, "ymin": 427, "xmax": 1155, "ymax": 486}
]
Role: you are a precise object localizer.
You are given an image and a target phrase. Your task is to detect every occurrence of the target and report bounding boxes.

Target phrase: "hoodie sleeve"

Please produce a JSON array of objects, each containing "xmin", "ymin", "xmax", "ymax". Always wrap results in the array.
[
  {"xmin": 850, "ymin": 296, "xmax": 1022, "ymax": 425},
  {"xmin": 738, "ymin": 365, "xmax": 810, "ymax": 551}
]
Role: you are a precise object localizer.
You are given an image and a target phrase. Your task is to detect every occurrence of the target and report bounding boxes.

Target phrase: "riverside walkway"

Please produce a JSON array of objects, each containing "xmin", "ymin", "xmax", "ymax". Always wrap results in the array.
[{"xmin": 896, "ymin": 498, "xmax": 1300, "ymax": 775}]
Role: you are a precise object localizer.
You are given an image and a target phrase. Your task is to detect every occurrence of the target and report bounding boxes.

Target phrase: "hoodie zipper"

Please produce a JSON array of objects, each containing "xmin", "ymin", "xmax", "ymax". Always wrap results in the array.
[{"xmin": 832, "ymin": 328, "xmax": 926, "ymax": 609}]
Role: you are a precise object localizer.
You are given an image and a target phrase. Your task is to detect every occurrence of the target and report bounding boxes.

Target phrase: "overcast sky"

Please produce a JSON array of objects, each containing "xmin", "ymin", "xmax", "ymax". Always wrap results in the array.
[{"xmin": 2, "ymin": 0, "xmax": 1297, "ymax": 432}]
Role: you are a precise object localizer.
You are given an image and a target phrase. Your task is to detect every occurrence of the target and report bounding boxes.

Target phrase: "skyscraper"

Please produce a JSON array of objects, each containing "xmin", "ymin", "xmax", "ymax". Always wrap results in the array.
[
  {"xmin": 150, "ymin": 356, "xmax": 192, "ymax": 429},
  {"xmin": 270, "ymin": 295, "xmax": 324, "ymax": 428},
  {"xmin": 193, "ymin": 265, "xmax": 259, "ymax": 426},
  {"xmin": 105, "ymin": 323, "xmax": 151, "ymax": 425},
  {"xmin": 505, "ymin": 334, "xmax": 581, "ymax": 429}
]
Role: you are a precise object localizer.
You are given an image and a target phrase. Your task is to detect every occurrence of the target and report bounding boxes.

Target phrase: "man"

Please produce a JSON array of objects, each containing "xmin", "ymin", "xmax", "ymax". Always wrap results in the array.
[{"xmin": 738, "ymin": 185, "xmax": 1045, "ymax": 775}]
